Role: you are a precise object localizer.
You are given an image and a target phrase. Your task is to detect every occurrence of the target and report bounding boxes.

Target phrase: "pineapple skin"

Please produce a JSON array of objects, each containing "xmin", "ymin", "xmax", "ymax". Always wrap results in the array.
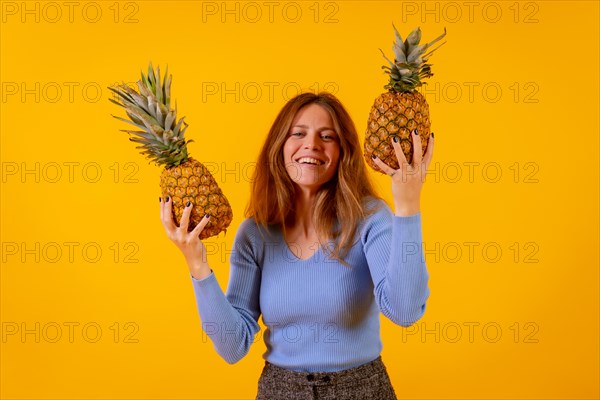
[
  {"xmin": 364, "ymin": 91, "xmax": 431, "ymax": 172},
  {"xmin": 160, "ymin": 157, "xmax": 233, "ymax": 239}
]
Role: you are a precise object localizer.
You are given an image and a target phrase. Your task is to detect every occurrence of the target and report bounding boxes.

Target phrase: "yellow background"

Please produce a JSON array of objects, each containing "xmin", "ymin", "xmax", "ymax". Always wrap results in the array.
[{"xmin": 1, "ymin": 1, "xmax": 598, "ymax": 399}]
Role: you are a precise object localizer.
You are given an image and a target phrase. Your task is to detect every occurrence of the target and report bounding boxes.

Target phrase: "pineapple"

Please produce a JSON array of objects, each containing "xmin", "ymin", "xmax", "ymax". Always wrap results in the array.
[
  {"xmin": 365, "ymin": 26, "xmax": 446, "ymax": 171},
  {"xmin": 108, "ymin": 63, "xmax": 232, "ymax": 239}
]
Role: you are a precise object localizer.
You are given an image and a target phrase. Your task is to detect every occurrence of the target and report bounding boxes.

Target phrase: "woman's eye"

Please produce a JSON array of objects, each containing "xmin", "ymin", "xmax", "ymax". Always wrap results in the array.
[{"xmin": 292, "ymin": 132, "xmax": 303, "ymax": 137}]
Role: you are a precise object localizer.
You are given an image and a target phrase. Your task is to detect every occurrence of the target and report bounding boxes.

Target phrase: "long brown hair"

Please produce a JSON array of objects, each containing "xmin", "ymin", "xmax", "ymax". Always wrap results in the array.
[{"xmin": 245, "ymin": 92, "xmax": 382, "ymax": 265}]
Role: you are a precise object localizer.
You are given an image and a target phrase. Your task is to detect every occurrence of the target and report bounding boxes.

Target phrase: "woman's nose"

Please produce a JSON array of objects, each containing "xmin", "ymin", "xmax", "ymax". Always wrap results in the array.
[{"xmin": 303, "ymin": 133, "xmax": 321, "ymax": 149}]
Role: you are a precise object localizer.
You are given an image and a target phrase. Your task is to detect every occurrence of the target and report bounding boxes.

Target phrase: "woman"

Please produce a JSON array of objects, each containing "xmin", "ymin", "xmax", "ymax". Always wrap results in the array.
[{"xmin": 159, "ymin": 92, "xmax": 433, "ymax": 399}]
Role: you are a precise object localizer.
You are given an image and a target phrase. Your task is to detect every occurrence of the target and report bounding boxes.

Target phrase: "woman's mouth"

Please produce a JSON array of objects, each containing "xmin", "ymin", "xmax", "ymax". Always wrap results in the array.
[{"xmin": 295, "ymin": 157, "xmax": 325, "ymax": 166}]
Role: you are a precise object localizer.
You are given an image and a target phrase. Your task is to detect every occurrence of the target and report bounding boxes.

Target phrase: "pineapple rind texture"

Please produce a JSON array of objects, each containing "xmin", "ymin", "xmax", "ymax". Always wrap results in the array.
[
  {"xmin": 364, "ymin": 91, "xmax": 430, "ymax": 172},
  {"xmin": 160, "ymin": 158, "xmax": 233, "ymax": 240}
]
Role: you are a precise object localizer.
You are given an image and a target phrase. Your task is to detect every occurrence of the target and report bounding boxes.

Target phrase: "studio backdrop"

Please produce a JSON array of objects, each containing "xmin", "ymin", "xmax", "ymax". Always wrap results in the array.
[{"xmin": 1, "ymin": 1, "xmax": 598, "ymax": 399}]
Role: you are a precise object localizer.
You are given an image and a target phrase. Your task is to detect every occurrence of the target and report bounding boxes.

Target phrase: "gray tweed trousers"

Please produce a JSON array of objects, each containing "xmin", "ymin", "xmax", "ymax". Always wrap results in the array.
[{"xmin": 255, "ymin": 356, "xmax": 398, "ymax": 400}]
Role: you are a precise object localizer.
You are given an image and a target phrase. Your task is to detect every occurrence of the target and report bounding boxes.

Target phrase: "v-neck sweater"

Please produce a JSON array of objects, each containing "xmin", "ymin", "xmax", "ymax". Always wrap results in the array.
[{"xmin": 190, "ymin": 198, "xmax": 430, "ymax": 373}]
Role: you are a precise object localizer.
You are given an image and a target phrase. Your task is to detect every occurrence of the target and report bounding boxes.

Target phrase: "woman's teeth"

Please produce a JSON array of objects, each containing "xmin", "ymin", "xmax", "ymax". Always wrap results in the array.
[{"xmin": 297, "ymin": 157, "xmax": 323, "ymax": 165}]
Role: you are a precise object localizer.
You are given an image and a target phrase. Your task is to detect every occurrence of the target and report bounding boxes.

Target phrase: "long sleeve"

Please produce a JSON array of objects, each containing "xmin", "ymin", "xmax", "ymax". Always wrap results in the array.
[
  {"xmin": 361, "ymin": 202, "xmax": 430, "ymax": 327},
  {"xmin": 190, "ymin": 218, "xmax": 262, "ymax": 364}
]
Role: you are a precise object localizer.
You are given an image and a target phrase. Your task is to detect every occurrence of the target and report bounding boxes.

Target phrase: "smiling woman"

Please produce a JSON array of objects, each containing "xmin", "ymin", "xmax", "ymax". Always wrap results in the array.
[
  {"xmin": 159, "ymin": 92, "xmax": 434, "ymax": 400},
  {"xmin": 247, "ymin": 92, "xmax": 390, "ymax": 264}
]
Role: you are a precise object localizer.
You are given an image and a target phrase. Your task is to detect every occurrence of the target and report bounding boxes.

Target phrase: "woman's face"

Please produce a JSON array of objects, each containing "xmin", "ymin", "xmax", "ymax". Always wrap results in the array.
[{"xmin": 283, "ymin": 103, "xmax": 341, "ymax": 192}]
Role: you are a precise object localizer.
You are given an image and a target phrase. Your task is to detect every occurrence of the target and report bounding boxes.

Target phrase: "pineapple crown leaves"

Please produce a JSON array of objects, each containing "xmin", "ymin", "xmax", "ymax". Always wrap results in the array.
[
  {"xmin": 107, "ymin": 62, "xmax": 193, "ymax": 168},
  {"xmin": 380, "ymin": 25, "xmax": 447, "ymax": 93}
]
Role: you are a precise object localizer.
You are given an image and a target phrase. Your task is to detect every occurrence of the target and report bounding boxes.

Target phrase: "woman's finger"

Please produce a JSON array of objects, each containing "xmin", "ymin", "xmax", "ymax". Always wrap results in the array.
[
  {"xmin": 159, "ymin": 196, "xmax": 164, "ymax": 220},
  {"xmin": 190, "ymin": 214, "xmax": 211, "ymax": 238},
  {"xmin": 371, "ymin": 155, "xmax": 397, "ymax": 177},
  {"xmin": 161, "ymin": 196, "xmax": 177, "ymax": 233},
  {"xmin": 179, "ymin": 201, "xmax": 193, "ymax": 231},
  {"xmin": 390, "ymin": 136, "xmax": 409, "ymax": 170},
  {"xmin": 423, "ymin": 133, "xmax": 435, "ymax": 170},
  {"xmin": 412, "ymin": 129, "xmax": 423, "ymax": 166}
]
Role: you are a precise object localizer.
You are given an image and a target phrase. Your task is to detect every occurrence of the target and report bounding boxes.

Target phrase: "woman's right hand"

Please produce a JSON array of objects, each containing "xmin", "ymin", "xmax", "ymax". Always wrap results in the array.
[{"xmin": 160, "ymin": 196, "xmax": 212, "ymax": 279}]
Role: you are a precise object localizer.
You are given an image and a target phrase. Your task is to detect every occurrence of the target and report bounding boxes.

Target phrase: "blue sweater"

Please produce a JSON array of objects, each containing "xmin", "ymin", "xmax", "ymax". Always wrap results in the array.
[{"xmin": 190, "ymin": 199, "xmax": 430, "ymax": 373}]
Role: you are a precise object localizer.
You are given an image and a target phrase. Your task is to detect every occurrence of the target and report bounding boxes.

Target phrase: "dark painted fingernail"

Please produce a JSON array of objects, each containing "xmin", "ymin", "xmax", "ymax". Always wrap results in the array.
[
  {"xmin": 371, "ymin": 154, "xmax": 377, "ymax": 159},
  {"xmin": 432, "ymin": 132, "xmax": 435, "ymax": 138},
  {"xmin": 186, "ymin": 201, "xmax": 191, "ymax": 207},
  {"xmin": 159, "ymin": 197, "xmax": 162, "ymax": 202},
  {"xmin": 414, "ymin": 130, "xmax": 419, "ymax": 136},
  {"xmin": 166, "ymin": 196, "xmax": 170, "ymax": 202},
  {"xmin": 392, "ymin": 136, "xmax": 398, "ymax": 143},
  {"xmin": 204, "ymin": 214, "xmax": 210, "ymax": 219}
]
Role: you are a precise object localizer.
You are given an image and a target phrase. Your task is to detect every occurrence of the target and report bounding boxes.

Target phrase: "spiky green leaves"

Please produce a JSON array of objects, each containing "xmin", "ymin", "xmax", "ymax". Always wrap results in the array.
[
  {"xmin": 380, "ymin": 26, "xmax": 447, "ymax": 93},
  {"xmin": 108, "ymin": 63, "xmax": 192, "ymax": 168}
]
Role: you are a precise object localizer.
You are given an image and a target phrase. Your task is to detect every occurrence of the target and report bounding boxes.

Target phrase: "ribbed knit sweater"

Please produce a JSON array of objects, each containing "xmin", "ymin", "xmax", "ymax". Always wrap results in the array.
[{"xmin": 190, "ymin": 198, "xmax": 430, "ymax": 373}]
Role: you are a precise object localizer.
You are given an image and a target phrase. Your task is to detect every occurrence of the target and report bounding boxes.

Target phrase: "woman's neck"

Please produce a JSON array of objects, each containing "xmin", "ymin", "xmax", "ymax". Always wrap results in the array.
[{"xmin": 287, "ymin": 188, "xmax": 318, "ymax": 238}]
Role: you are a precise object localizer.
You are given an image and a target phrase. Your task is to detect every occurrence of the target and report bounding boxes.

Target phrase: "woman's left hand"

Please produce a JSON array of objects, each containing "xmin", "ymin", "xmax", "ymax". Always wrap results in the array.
[{"xmin": 371, "ymin": 130, "xmax": 434, "ymax": 217}]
